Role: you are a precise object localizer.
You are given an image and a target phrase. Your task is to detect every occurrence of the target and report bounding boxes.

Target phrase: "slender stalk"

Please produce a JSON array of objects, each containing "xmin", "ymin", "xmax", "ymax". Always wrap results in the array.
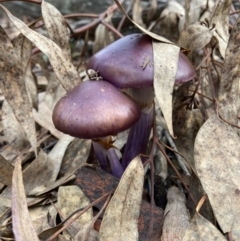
[
  {"xmin": 121, "ymin": 106, "xmax": 153, "ymax": 169},
  {"xmin": 93, "ymin": 141, "xmax": 123, "ymax": 178}
]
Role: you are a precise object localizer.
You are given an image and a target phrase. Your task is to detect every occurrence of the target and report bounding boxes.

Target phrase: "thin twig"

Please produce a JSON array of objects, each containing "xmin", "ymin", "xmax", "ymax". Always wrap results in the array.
[
  {"xmin": 46, "ymin": 192, "xmax": 113, "ymax": 241},
  {"xmin": 162, "ymin": 129, "xmax": 191, "ymax": 176}
]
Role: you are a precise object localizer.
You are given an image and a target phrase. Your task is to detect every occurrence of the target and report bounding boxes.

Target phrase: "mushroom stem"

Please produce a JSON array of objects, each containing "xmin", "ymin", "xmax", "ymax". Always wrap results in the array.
[
  {"xmin": 121, "ymin": 106, "xmax": 153, "ymax": 169},
  {"xmin": 107, "ymin": 148, "xmax": 124, "ymax": 178},
  {"xmin": 92, "ymin": 141, "xmax": 108, "ymax": 171},
  {"xmin": 121, "ymin": 87, "xmax": 154, "ymax": 169},
  {"xmin": 92, "ymin": 140, "xmax": 123, "ymax": 178}
]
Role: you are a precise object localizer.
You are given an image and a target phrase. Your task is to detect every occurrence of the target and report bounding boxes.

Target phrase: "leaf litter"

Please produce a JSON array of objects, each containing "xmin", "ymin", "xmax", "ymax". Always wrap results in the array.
[{"xmin": 0, "ymin": 0, "xmax": 240, "ymax": 240}]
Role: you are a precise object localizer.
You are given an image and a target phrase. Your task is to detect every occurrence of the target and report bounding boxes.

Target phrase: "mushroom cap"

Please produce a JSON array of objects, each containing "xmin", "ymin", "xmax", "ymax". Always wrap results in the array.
[
  {"xmin": 52, "ymin": 80, "xmax": 141, "ymax": 139},
  {"xmin": 87, "ymin": 33, "xmax": 195, "ymax": 88}
]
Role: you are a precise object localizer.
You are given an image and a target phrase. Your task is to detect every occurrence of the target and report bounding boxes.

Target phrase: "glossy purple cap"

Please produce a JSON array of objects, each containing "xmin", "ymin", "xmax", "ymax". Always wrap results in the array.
[
  {"xmin": 87, "ymin": 34, "xmax": 195, "ymax": 88},
  {"xmin": 52, "ymin": 80, "xmax": 141, "ymax": 139}
]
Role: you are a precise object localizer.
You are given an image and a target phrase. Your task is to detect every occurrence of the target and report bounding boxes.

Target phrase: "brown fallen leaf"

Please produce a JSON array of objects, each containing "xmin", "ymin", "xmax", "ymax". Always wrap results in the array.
[
  {"xmin": 0, "ymin": 27, "xmax": 37, "ymax": 155},
  {"xmin": 218, "ymin": 12, "xmax": 240, "ymax": 134},
  {"xmin": 92, "ymin": 15, "xmax": 115, "ymax": 54},
  {"xmin": 114, "ymin": 0, "xmax": 174, "ymax": 44},
  {"xmin": 58, "ymin": 186, "xmax": 93, "ymax": 238},
  {"xmin": 153, "ymin": 41, "xmax": 180, "ymax": 137},
  {"xmin": 132, "ymin": 0, "xmax": 145, "ymax": 28},
  {"xmin": 99, "ymin": 156, "xmax": 144, "ymax": 241},
  {"xmin": 33, "ymin": 101, "xmax": 63, "ymax": 139},
  {"xmin": 11, "ymin": 156, "xmax": 40, "ymax": 241},
  {"xmin": 182, "ymin": 213, "xmax": 226, "ymax": 241},
  {"xmin": 75, "ymin": 165, "xmax": 164, "ymax": 241},
  {"xmin": 0, "ymin": 4, "xmax": 80, "ymax": 92},
  {"xmin": 210, "ymin": 0, "xmax": 231, "ymax": 58},
  {"xmin": 41, "ymin": 0, "xmax": 71, "ymax": 58},
  {"xmin": 178, "ymin": 23, "xmax": 213, "ymax": 51},
  {"xmin": 2, "ymin": 100, "xmax": 29, "ymax": 151},
  {"xmin": 194, "ymin": 114, "xmax": 240, "ymax": 233},
  {"xmin": 161, "ymin": 186, "xmax": 190, "ymax": 241},
  {"xmin": 0, "ymin": 154, "xmax": 14, "ymax": 186}
]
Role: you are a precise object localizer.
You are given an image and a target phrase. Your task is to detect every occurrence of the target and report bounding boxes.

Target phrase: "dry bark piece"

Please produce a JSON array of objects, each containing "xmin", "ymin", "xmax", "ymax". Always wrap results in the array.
[{"xmin": 75, "ymin": 166, "xmax": 164, "ymax": 241}]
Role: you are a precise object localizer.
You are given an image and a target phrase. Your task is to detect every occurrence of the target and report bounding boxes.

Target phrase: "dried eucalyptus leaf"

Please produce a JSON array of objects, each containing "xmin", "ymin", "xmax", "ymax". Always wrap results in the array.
[
  {"xmin": 29, "ymin": 205, "xmax": 57, "ymax": 235},
  {"xmin": 0, "ymin": 154, "xmax": 14, "ymax": 186},
  {"xmin": 210, "ymin": 0, "xmax": 231, "ymax": 58},
  {"xmin": 0, "ymin": 27, "xmax": 37, "ymax": 155},
  {"xmin": 114, "ymin": 0, "xmax": 173, "ymax": 44},
  {"xmin": 14, "ymin": 34, "xmax": 38, "ymax": 109},
  {"xmin": 74, "ymin": 225, "xmax": 99, "ymax": 241},
  {"xmin": 93, "ymin": 16, "xmax": 115, "ymax": 54},
  {"xmin": 219, "ymin": 13, "xmax": 240, "ymax": 133},
  {"xmin": 61, "ymin": 139, "xmax": 91, "ymax": 176},
  {"xmin": 99, "ymin": 156, "xmax": 144, "ymax": 241},
  {"xmin": 58, "ymin": 186, "xmax": 92, "ymax": 237},
  {"xmin": 0, "ymin": 4, "xmax": 80, "ymax": 91},
  {"xmin": 12, "ymin": 156, "xmax": 40, "ymax": 241},
  {"xmin": 47, "ymin": 134, "xmax": 74, "ymax": 184},
  {"xmin": 182, "ymin": 213, "xmax": 226, "ymax": 241},
  {"xmin": 33, "ymin": 174, "xmax": 76, "ymax": 196},
  {"xmin": 232, "ymin": 213, "xmax": 240, "ymax": 240},
  {"xmin": 153, "ymin": 41, "xmax": 180, "ymax": 137},
  {"xmin": 2, "ymin": 100, "xmax": 29, "ymax": 151},
  {"xmin": 194, "ymin": 114, "xmax": 240, "ymax": 233},
  {"xmin": 33, "ymin": 101, "xmax": 63, "ymax": 139},
  {"xmin": 161, "ymin": 186, "xmax": 190, "ymax": 241},
  {"xmin": 41, "ymin": 0, "xmax": 71, "ymax": 58},
  {"xmin": 132, "ymin": 0, "xmax": 145, "ymax": 28},
  {"xmin": 179, "ymin": 23, "xmax": 213, "ymax": 50}
]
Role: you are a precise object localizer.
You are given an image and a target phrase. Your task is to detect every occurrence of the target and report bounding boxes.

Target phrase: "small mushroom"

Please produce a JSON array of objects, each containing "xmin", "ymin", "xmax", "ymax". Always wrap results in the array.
[
  {"xmin": 52, "ymin": 80, "xmax": 141, "ymax": 177},
  {"xmin": 87, "ymin": 33, "xmax": 195, "ymax": 169}
]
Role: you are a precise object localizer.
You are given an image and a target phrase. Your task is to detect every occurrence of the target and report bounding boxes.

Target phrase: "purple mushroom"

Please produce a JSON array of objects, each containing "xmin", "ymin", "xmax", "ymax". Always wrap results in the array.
[
  {"xmin": 52, "ymin": 80, "xmax": 141, "ymax": 178},
  {"xmin": 87, "ymin": 33, "xmax": 195, "ymax": 169}
]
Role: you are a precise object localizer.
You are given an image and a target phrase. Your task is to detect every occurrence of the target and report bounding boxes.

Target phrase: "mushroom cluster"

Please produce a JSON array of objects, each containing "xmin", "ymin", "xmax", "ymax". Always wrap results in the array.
[{"xmin": 52, "ymin": 33, "xmax": 195, "ymax": 178}]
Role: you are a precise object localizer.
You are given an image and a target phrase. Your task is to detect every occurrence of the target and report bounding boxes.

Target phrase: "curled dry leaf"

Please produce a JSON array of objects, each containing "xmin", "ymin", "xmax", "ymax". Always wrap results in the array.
[
  {"xmin": 178, "ymin": 23, "xmax": 213, "ymax": 51},
  {"xmin": 194, "ymin": 114, "xmax": 240, "ymax": 233},
  {"xmin": 132, "ymin": 0, "xmax": 145, "ymax": 28},
  {"xmin": 0, "ymin": 27, "xmax": 37, "ymax": 155},
  {"xmin": 41, "ymin": 0, "xmax": 71, "ymax": 58},
  {"xmin": 0, "ymin": 4, "xmax": 80, "ymax": 92},
  {"xmin": 218, "ymin": 13, "xmax": 240, "ymax": 133},
  {"xmin": 153, "ymin": 41, "xmax": 180, "ymax": 137},
  {"xmin": 210, "ymin": 0, "xmax": 231, "ymax": 59},
  {"xmin": 93, "ymin": 15, "xmax": 115, "ymax": 54},
  {"xmin": 114, "ymin": 0, "xmax": 174, "ymax": 44},
  {"xmin": 99, "ymin": 156, "xmax": 144, "ymax": 241},
  {"xmin": 182, "ymin": 213, "xmax": 226, "ymax": 241},
  {"xmin": 161, "ymin": 186, "xmax": 190, "ymax": 241},
  {"xmin": 12, "ymin": 156, "xmax": 40, "ymax": 241}
]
